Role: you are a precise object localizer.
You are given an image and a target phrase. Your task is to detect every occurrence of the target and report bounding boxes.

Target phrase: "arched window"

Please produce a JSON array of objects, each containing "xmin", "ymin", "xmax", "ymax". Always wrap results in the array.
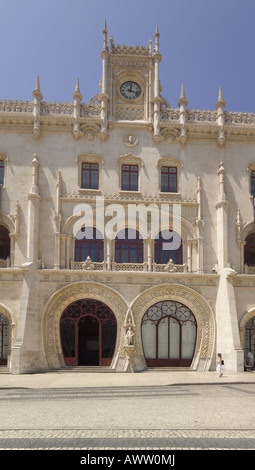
[
  {"xmin": 244, "ymin": 233, "xmax": 255, "ymax": 266},
  {"xmin": 75, "ymin": 227, "xmax": 104, "ymax": 262},
  {"xmin": 154, "ymin": 230, "xmax": 183, "ymax": 264},
  {"xmin": 0, "ymin": 226, "xmax": 10, "ymax": 260},
  {"xmin": 245, "ymin": 316, "xmax": 255, "ymax": 369},
  {"xmin": 141, "ymin": 300, "xmax": 197, "ymax": 367},
  {"xmin": 115, "ymin": 229, "xmax": 143, "ymax": 263}
]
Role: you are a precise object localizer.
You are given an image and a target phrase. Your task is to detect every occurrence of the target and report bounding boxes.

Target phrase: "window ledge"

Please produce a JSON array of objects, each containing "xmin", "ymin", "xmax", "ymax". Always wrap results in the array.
[
  {"xmin": 159, "ymin": 191, "xmax": 180, "ymax": 196},
  {"xmin": 119, "ymin": 190, "xmax": 141, "ymax": 195},
  {"xmin": 78, "ymin": 188, "xmax": 101, "ymax": 193}
]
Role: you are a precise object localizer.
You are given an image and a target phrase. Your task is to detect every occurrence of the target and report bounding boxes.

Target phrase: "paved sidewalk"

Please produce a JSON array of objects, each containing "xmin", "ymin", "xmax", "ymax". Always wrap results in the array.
[{"xmin": 0, "ymin": 369, "xmax": 255, "ymax": 389}]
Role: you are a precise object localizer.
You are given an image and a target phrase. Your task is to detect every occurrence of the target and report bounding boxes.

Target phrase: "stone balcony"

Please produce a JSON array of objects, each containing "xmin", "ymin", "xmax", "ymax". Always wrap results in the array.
[{"xmin": 70, "ymin": 256, "xmax": 187, "ymax": 273}]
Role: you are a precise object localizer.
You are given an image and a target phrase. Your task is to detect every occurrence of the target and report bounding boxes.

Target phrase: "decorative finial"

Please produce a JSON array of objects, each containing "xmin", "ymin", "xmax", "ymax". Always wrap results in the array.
[
  {"xmin": 103, "ymin": 19, "xmax": 108, "ymax": 51},
  {"xmin": 75, "ymin": 77, "xmax": 80, "ymax": 94},
  {"xmin": 178, "ymin": 84, "xmax": 188, "ymax": 106},
  {"xmin": 73, "ymin": 78, "xmax": 82, "ymax": 101},
  {"xmin": 216, "ymin": 85, "xmax": 226, "ymax": 109},
  {"xmin": 149, "ymin": 37, "xmax": 152, "ymax": 54},
  {"xmin": 33, "ymin": 76, "xmax": 43, "ymax": 100},
  {"xmin": 154, "ymin": 23, "xmax": 160, "ymax": 52}
]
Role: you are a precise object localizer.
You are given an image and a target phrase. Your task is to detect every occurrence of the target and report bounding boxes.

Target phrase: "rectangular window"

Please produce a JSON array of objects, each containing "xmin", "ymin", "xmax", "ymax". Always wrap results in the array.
[
  {"xmin": 251, "ymin": 171, "xmax": 255, "ymax": 196},
  {"xmin": 0, "ymin": 161, "xmax": 4, "ymax": 186},
  {"xmin": 121, "ymin": 165, "xmax": 138, "ymax": 191},
  {"xmin": 81, "ymin": 163, "xmax": 99, "ymax": 189},
  {"xmin": 161, "ymin": 166, "xmax": 177, "ymax": 193}
]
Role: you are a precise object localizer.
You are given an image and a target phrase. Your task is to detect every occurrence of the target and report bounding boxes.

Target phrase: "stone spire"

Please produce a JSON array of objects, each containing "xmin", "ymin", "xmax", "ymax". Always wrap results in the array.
[
  {"xmin": 216, "ymin": 85, "xmax": 226, "ymax": 109},
  {"xmin": 73, "ymin": 78, "xmax": 82, "ymax": 101},
  {"xmin": 72, "ymin": 78, "xmax": 82, "ymax": 140},
  {"xmin": 178, "ymin": 84, "xmax": 188, "ymax": 145},
  {"xmin": 103, "ymin": 19, "xmax": 108, "ymax": 51},
  {"xmin": 178, "ymin": 84, "xmax": 188, "ymax": 106},
  {"xmin": 216, "ymin": 86, "xmax": 226, "ymax": 147},
  {"xmin": 32, "ymin": 76, "xmax": 43, "ymax": 138},
  {"xmin": 33, "ymin": 76, "xmax": 43, "ymax": 101},
  {"xmin": 155, "ymin": 23, "xmax": 160, "ymax": 52}
]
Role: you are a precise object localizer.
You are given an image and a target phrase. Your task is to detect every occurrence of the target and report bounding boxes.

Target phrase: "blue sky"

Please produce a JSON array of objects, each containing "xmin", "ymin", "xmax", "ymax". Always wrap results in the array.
[{"xmin": 0, "ymin": 0, "xmax": 254, "ymax": 112}]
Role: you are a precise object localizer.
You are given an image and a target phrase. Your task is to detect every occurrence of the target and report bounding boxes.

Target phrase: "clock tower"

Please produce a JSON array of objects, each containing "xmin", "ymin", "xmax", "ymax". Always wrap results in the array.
[{"xmin": 100, "ymin": 22, "xmax": 164, "ymax": 142}]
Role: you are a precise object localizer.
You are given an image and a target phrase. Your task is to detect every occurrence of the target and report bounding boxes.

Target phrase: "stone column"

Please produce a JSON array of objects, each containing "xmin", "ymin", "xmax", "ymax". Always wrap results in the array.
[
  {"xmin": 216, "ymin": 162, "xmax": 229, "ymax": 270},
  {"xmin": 196, "ymin": 176, "xmax": 204, "ymax": 273},
  {"xmin": 54, "ymin": 171, "xmax": 62, "ymax": 269},
  {"xmin": 215, "ymin": 268, "xmax": 244, "ymax": 371},
  {"xmin": 215, "ymin": 162, "xmax": 244, "ymax": 371},
  {"xmin": 27, "ymin": 154, "xmax": 41, "ymax": 264}
]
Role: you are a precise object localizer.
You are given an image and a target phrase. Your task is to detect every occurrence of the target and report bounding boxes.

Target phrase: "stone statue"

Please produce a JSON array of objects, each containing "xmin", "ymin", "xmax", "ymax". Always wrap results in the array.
[{"xmin": 125, "ymin": 326, "xmax": 134, "ymax": 346}]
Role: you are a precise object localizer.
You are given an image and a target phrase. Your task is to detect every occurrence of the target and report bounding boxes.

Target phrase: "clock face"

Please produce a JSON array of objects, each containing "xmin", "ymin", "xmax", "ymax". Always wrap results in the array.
[{"xmin": 120, "ymin": 81, "xmax": 141, "ymax": 100}]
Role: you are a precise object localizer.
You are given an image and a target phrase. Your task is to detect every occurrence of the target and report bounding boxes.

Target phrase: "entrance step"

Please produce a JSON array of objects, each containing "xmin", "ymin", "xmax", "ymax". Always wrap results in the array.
[
  {"xmin": 0, "ymin": 367, "xmax": 10, "ymax": 374},
  {"xmin": 147, "ymin": 367, "xmax": 191, "ymax": 372},
  {"xmin": 51, "ymin": 366, "xmax": 191, "ymax": 373},
  {"xmin": 52, "ymin": 366, "xmax": 114, "ymax": 373}
]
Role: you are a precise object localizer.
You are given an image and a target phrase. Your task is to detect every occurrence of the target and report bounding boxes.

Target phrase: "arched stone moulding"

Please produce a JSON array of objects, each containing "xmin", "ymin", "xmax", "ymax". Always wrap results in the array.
[
  {"xmin": 129, "ymin": 282, "xmax": 215, "ymax": 371},
  {"xmin": 0, "ymin": 303, "xmax": 15, "ymax": 368},
  {"xmin": 239, "ymin": 307, "xmax": 255, "ymax": 351},
  {"xmin": 42, "ymin": 281, "xmax": 129, "ymax": 370}
]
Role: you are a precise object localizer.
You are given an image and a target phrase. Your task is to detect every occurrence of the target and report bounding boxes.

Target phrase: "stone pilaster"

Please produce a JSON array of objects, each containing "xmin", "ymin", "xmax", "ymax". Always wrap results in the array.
[
  {"xmin": 215, "ymin": 268, "xmax": 244, "ymax": 371},
  {"xmin": 216, "ymin": 162, "xmax": 229, "ymax": 270},
  {"xmin": 27, "ymin": 154, "xmax": 41, "ymax": 264}
]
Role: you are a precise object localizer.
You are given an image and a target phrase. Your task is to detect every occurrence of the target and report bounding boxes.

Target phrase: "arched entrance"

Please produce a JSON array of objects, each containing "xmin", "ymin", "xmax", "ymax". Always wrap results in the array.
[
  {"xmin": 141, "ymin": 300, "xmax": 197, "ymax": 367},
  {"xmin": 0, "ymin": 313, "xmax": 9, "ymax": 366},
  {"xmin": 60, "ymin": 299, "xmax": 117, "ymax": 367},
  {"xmin": 244, "ymin": 316, "xmax": 255, "ymax": 368}
]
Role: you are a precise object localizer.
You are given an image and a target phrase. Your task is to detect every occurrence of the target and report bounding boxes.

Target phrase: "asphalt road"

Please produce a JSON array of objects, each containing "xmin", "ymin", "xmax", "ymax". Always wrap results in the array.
[{"xmin": 0, "ymin": 383, "xmax": 255, "ymax": 451}]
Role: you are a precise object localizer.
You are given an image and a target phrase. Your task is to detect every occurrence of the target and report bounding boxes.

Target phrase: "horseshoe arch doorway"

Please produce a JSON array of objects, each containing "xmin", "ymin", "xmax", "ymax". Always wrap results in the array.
[{"xmin": 60, "ymin": 299, "xmax": 117, "ymax": 366}]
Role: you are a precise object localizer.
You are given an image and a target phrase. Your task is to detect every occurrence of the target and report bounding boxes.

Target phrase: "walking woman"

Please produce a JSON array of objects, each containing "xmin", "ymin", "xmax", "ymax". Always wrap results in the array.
[{"xmin": 216, "ymin": 353, "xmax": 224, "ymax": 377}]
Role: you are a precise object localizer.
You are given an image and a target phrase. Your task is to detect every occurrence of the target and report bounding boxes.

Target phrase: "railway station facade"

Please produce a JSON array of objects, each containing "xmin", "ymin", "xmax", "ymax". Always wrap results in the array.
[{"xmin": 0, "ymin": 25, "xmax": 255, "ymax": 374}]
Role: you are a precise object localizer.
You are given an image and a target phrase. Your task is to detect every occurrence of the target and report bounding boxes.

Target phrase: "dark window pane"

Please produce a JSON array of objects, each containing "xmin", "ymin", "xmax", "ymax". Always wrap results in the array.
[
  {"xmin": 115, "ymin": 229, "xmax": 143, "ymax": 263},
  {"xmin": 251, "ymin": 171, "xmax": 255, "ymax": 196},
  {"xmin": 0, "ymin": 226, "xmax": 10, "ymax": 259},
  {"xmin": 244, "ymin": 233, "xmax": 255, "ymax": 266},
  {"xmin": 161, "ymin": 167, "xmax": 177, "ymax": 192},
  {"xmin": 121, "ymin": 165, "xmax": 138, "ymax": 191},
  {"xmin": 0, "ymin": 162, "xmax": 4, "ymax": 186},
  {"xmin": 75, "ymin": 228, "xmax": 104, "ymax": 262},
  {"xmin": 81, "ymin": 163, "xmax": 99, "ymax": 189},
  {"xmin": 154, "ymin": 231, "xmax": 183, "ymax": 265}
]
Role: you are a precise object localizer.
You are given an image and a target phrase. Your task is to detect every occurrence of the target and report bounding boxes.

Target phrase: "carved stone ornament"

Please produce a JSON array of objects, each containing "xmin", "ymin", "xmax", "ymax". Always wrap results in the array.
[{"xmin": 123, "ymin": 134, "xmax": 138, "ymax": 147}]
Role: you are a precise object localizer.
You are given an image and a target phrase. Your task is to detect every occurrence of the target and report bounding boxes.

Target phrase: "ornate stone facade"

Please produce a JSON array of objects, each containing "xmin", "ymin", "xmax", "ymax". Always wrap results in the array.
[{"xmin": 0, "ymin": 24, "xmax": 255, "ymax": 374}]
